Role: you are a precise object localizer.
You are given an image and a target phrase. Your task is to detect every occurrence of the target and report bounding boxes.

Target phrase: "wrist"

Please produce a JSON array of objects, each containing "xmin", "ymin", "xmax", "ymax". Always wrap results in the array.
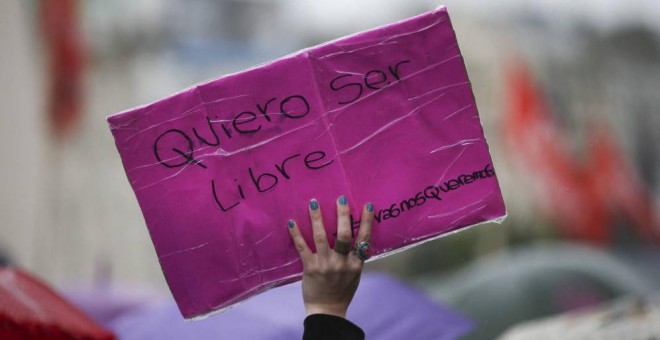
[{"xmin": 305, "ymin": 303, "xmax": 348, "ymax": 318}]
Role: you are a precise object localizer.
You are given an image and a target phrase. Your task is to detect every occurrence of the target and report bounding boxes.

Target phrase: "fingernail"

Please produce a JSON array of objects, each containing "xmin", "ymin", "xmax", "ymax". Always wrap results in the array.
[
  {"xmin": 288, "ymin": 220, "xmax": 295, "ymax": 228},
  {"xmin": 309, "ymin": 199, "xmax": 319, "ymax": 211},
  {"xmin": 338, "ymin": 195, "xmax": 347, "ymax": 205},
  {"xmin": 366, "ymin": 202, "xmax": 373, "ymax": 212}
]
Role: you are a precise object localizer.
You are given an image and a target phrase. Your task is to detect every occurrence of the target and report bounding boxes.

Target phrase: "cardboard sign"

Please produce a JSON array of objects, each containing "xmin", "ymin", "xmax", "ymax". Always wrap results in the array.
[{"xmin": 108, "ymin": 6, "xmax": 506, "ymax": 319}]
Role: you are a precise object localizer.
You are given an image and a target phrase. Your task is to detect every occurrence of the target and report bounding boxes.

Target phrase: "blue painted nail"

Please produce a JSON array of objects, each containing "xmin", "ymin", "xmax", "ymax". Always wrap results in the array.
[
  {"xmin": 309, "ymin": 199, "xmax": 319, "ymax": 211},
  {"xmin": 366, "ymin": 202, "xmax": 373, "ymax": 212},
  {"xmin": 338, "ymin": 195, "xmax": 347, "ymax": 205},
  {"xmin": 288, "ymin": 220, "xmax": 295, "ymax": 228}
]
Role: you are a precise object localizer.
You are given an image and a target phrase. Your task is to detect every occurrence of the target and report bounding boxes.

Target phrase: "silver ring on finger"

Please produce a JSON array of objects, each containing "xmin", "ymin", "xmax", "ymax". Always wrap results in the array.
[{"xmin": 353, "ymin": 241, "xmax": 372, "ymax": 261}]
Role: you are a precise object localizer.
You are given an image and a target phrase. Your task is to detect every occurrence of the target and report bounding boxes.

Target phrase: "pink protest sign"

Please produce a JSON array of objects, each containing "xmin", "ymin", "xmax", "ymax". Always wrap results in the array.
[{"xmin": 108, "ymin": 6, "xmax": 506, "ymax": 319}]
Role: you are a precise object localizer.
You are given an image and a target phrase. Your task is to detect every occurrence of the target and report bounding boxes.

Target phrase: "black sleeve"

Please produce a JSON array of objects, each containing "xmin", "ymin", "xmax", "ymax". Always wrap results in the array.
[{"xmin": 303, "ymin": 314, "xmax": 365, "ymax": 340}]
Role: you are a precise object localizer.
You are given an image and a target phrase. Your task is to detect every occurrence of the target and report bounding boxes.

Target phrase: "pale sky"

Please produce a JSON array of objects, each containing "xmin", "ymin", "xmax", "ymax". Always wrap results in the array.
[{"xmin": 282, "ymin": 0, "xmax": 660, "ymax": 35}]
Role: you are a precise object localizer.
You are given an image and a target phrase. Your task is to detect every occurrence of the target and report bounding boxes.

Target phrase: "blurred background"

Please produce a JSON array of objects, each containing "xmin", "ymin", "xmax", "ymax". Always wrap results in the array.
[{"xmin": 1, "ymin": 0, "xmax": 660, "ymax": 339}]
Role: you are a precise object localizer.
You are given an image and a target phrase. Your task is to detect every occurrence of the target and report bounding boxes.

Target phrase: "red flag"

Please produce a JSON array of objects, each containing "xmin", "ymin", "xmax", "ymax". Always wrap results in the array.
[
  {"xmin": 504, "ymin": 62, "xmax": 660, "ymax": 244},
  {"xmin": 588, "ymin": 126, "xmax": 660, "ymax": 243},
  {"xmin": 40, "ymin": 0, "xmax": 86, "ymax": 138},
  {"xmin": 504, "ymin": 63, "xmax": 610, "ymax": 243}
]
